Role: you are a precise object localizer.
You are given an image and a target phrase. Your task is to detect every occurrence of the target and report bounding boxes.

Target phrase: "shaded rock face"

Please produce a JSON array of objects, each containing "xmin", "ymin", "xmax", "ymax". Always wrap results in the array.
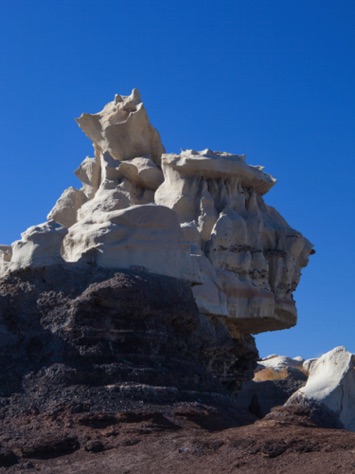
[
  {"xmin": 0, "ymin": 264, "xmax": 257, "ymax": 402},
  {"xmin": 0, "ymin": 89, "xmax": 313, "ymax": 337},
  {"xmin": 236, "ymin": 356, "xmax": 308, "ymax": 418}
]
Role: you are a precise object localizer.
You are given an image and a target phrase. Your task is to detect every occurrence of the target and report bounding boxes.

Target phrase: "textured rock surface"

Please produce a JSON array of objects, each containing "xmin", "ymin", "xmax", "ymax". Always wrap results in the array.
[
  {"xmin": 235, "ymin": 354, "xmax": 308, "ymax": 418},
  {"xmin": 0, "ymin": 264, "xmax": 257, "ymax": 399},
  {"xmin": 155, "ymin": 149, "xmax": 313, "ymax": 333},
  {"xmin": 0, "ymin": 89, "xmax": 313, "ymax": 336},
  {"xmin": 76, "ymin": 88, "xmax": 165, "ymax": 164},
  {"xmin": 62, "ymin": 204, "xmax": 201, "ymax": 282},
  {"xmin": 8, "ymin": 221, "xmax": 67, "ymax": 272},
  {"xmin": 286, "ymin": 346, "xmax": 355, "ymax": 431},
  {"xmin": 1, "ymin": 396, "xmax": 355, "ymax": 473},
  {"xmin": 256, "ymin": 354, "xmax": 305, "ymax": 373}
]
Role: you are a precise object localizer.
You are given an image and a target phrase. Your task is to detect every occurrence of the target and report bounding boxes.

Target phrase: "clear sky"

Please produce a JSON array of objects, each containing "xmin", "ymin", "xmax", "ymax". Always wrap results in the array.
[{"xmin": 0, "ymin": 0, "xmax": 354, "ymax": 360}]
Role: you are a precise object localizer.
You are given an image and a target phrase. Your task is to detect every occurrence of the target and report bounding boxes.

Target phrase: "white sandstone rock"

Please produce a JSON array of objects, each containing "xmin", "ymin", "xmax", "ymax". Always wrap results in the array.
[
  {"xmin": 0, "ymin": 245, "xmax": 12, "ymax": 276},
  {"xmin": 1, "ymin": 89, "xmax": 313, "ymax": 336},
  {"xmin": 155, "ymin": 148, "xmax": 313, "ymax": 332},
  {"xmin": 74, "ymin": 155, "xmax": 101, "ymax": 199},
  {"xmin": 47, "ymin": 186, "xmax": 87, "ymax": 228},
  {"xmin": 287, "ymin": 346, "xmax": 355, "ymax": 431},
  {"xmin": 9, "ymin": 221, "xmax": 67, "ymax": 272},
  {"xmin": 62, "ymin": 204, "xmax": 201, "ymax": 283},
  {"xmin": 257, "ymin": 355, "xmax": 305, "ymax": 373},
  {"xmin": 303, "ymin": 358, "xmax": 318, "ymax": 374},
  {"xmin": 76, "ymin": 89, "xmax": 165, "ymax": 165},
  {"xmin": 117, "ymin": 157, "xmax": 164, "ymax": 191}
]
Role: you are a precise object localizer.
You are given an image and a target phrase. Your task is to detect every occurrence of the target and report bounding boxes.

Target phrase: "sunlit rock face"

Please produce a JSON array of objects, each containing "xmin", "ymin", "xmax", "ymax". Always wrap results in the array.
[
  {"xmin": 0, "ymin": 89, "xmax": 313, "ymax": 335},
  {"xmin": 286, "ymin": 347, "xmax": 355, "ymax": 432},
  {"xmin": 76, "ymin": 88, "xmax": 165, "ymax": 165},
  {"xmin": 155, "ymin": 149, "xmax": 313, "ymax": 333},
  {"xmin": 9, "ymin": 221, "xmax": 67, "ymax": 271}
]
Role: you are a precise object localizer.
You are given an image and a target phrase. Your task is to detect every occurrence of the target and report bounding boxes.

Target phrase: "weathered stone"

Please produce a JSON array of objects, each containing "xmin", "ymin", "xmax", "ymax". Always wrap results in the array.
[
  {"xmin": 74, "ymin": 155, "xmax": 101, "ymax": 199},
  {"xmin": 0, "ymin": 89, "xmax": 313, "ymax": 336},
  {"xmin": 62, "ymin": 204, "xmax": 201, "ymax": 283},
  {"xmin": 0, "ymin": 264, "xmax": 257, "ymax": 399},
  {"xmin": 235, "ymin": 354, "xmax": 307, "ymax": 418},
  {"xmin": 286, "ymin": 346, "xmax": 355, "ymax": 431},
  {"xmin": 155, "ymin": 149, "xmax": 313, "ymax": 332},
  {"xmin": 8, "ymin": 221, "xmax": 67, "ymax": 272},
  {"xmin": 76, "ymin": 89, "xmax": 165, "ymax": 165},
  {"xmin": 117, "ymin": 157, "xmax": 164, "ymax": 191},
  {"xmin": 47, "ymin": 186, "xmax": 87, "ymax": 228},
  {"xmin": 0, "ymin": 245, "xmax": 11, "ymax": 275}
]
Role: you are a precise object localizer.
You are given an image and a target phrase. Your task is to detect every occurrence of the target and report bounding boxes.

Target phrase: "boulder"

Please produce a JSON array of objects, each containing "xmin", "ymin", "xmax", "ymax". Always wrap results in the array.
[{"xmin": 286, "ymin": 346, "xmax": 355, "ymax": 431}]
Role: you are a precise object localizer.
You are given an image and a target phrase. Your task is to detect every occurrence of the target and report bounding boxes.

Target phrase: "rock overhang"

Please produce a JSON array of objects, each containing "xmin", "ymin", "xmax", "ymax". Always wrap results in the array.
[
  {"xmin": 0, "ymin": 88, "xmax": 314, "ymax": 336},
  {"xmin": 161, "ymin": 149, "xmax": 277, "ymax": 195}
]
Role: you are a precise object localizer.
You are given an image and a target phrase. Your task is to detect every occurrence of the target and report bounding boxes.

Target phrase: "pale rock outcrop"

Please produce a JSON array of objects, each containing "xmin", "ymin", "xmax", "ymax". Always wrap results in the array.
[
  {"xmin": 76, "ymin": 88, "xmax": 165, "ymax": 165},
  {"xmin": 9, "ymin": 221, "xmax": 67, "ymax": 271},
  {"xmin": 286, "ymin": 346, "xmax": 355, "ymax": 431},
  {"xmin": 302, "ymin": 357, "xmax": 317, "ymax": 373},
  {"xmin": 63, "ymin": 204, "xmax": 201, "ymax": 283},
  {"xmin": 117, "ymin": 157, "xmax": 164, "ymax": 191},
  {"xmin": 74, "ymin": 155, "xmax": 101, "ymax": 199},
  {"xmin": 0, "ymin": 245, "xmax": 12, "ymax": 275},
  {"xmin": 155, "ymin": 149, "xmax": 313, "ymax": 333},
  {"xmin": 47, "ymin": 186, "xmax": 87, "ymax": 228},
  {"xmin": 235, "ymin": 353, "xmax": 308, "ymax": 418},
  {"xmin": 255, "ymin": 354, "xmax": 305, "ymax": 374},
  {"xmin": 1, "ymin": 89, "xmax": 313, "ymax": 337}
]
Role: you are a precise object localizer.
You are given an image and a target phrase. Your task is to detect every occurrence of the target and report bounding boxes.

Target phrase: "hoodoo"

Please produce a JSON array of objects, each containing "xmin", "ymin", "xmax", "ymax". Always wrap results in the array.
[
  {"xmin": 0, "ymin": 90, "xmax": 320, "ymax": 471},
  {"xmin": 0, "ymin": 89, "xmax": 313, "ymax": 336}
]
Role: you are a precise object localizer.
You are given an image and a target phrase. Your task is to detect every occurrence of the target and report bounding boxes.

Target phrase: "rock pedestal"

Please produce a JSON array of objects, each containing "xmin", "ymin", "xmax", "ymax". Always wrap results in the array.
[{"xmin": 0, "ymin": 89, "xmax": 313, "ymax": 339}]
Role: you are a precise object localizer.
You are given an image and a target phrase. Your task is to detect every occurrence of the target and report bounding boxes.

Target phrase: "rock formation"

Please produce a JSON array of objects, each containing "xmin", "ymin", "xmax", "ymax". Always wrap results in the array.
[
  {"xmin": 0, "ymin": 89, "xmax": 313, "ymax": 339},
  {"xmin": 286, "ymin": 346, "xmax": 355, "ymax": 431},
  {"xmin": 235, "ymin": 354, "xmax": 308, "ymax": 418},
  {"xmin": 9, "ymin": 90, "xmax": 355, "ymax": 473},
  {"xmin": 0, "ymin": 264, "xmax": 260, "ymax": 402}
]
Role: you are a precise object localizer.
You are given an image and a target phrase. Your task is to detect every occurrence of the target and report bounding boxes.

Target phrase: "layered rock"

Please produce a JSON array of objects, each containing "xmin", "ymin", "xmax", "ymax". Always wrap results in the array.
[
  {"xmin": 0, "ymin": 264, "xmax": 257, "ymax": 399},
  {"xmin": 0, "ymin": 89, "xmax": 313, "ymax": 337},
  {"xmin": 155, "ymin": 149, "xmax": 313, "ymax": 333}
]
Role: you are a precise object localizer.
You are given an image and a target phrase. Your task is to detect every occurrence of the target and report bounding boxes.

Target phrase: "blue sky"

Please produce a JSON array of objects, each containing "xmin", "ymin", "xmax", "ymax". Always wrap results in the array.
[{"xmin": 0, "ymin": 1, "xmax": 354, "ymax": 359}]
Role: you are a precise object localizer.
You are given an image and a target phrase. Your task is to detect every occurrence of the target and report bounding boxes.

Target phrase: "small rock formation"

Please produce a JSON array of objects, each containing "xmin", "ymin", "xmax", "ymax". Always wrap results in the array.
[
  {"xmin": 236, "ymin": 354, "xmax": 308, "ymax": 418},
  {"xmin": 9, "ymin": 221, "xmax": 67, "ymax": 271},
  {"xmin": 234, "ymin": 348, "xmax": 355, "ymax": 433},
  {"xmin": 0, "ymin": 245, "xmax": 11, "ymax": 275},
  {"xmin": 0, "ymin": 89, "xmax": 313, "ymax": 339},
  {"xmin": 76, "ymin": 88, "xmax": 165, "ymax": 165},
  {"xmin": 286, "ymin": 346, "xmax": 355, "ymax": 431},
  {"xmin": 256, "ymin": 354, "xmax": 305, "ymax": 373}
]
